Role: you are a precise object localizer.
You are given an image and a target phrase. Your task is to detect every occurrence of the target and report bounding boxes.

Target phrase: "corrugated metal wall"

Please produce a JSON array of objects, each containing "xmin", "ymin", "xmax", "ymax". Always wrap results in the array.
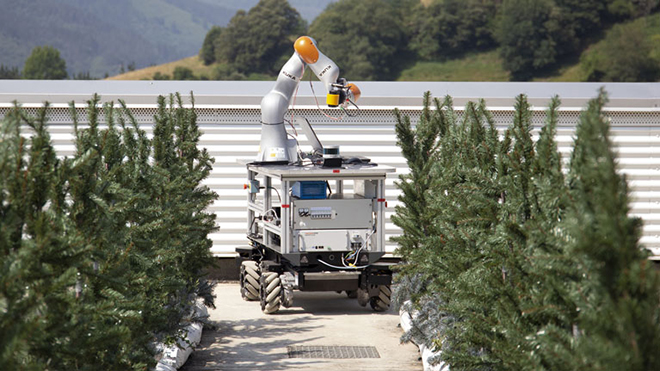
[{"xmin": 1, "ymin": 81, "xmax": 659, "ymax": 259}]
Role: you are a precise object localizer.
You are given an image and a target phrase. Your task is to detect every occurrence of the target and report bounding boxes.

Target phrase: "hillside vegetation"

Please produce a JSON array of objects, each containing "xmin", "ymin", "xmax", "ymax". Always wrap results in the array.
[
  {"xmin": 396, "ymin": 11, "xmax": 660, "ymax": 84},
  {"xmin": 106, "ymin": 56, "xmax": 216, "ymax": 81},
  {"xmin": 114, "ymin": 9, "xmax": 660, "ymax": 83},
  {"xmin": 0, "ymin": 0, "xmax": 335, "ymax": 78},
  {"xmin": 114, "ymin": 0, "xmax": 660, "ymax": 82},
  {"xmin": 579, "ymin": 12, "xmax": 660, "ymax": 81},
  {"xmin": 397, "ymin": 50, "xmax": 511, "ymax": 81}
]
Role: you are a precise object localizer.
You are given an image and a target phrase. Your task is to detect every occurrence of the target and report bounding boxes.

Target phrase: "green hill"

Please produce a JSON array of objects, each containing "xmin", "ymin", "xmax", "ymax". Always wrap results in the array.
[
  {"xmin": 111, "ymin": 2, "xmax": 660, "ymax": 83},
  {"xmin": 107, "ymin": 56, "xmax": 215, "ymax": 81},
  {"xmin": 396, "ymin": 49, "xmax": 585, "ymax": 82},
  {"xmin": 0, "ymin": 0, "xmax": 335, "ymax": 78},
  {"xmin": 399, "ymin": 13, "xmax": 660, "ymax": 82},
  {"xmin": 397, "ymin": 50, "xmax": 510, "ymax": 81}
]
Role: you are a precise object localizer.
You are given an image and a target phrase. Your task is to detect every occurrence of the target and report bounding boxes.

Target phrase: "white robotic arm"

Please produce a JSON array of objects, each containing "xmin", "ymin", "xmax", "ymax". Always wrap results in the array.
[{"xmin": 257, "ymin": 36, "xmax": 360, "ymax": 163}]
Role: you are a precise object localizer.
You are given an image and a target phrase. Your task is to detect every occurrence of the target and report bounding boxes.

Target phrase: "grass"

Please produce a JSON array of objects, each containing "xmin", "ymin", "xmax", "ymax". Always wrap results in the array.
[
  {"xmin": 107, "ymin": 56, "xmax": 216, "ymax": 80},
  {"xmin": 107, "ymin": 56, "xmax": 275, "ymax": 81},
  {"xmin": 533, "ymin": 63, "xmax": 583, "ymax": 82},
  {"xmin": 397, "ymin": 49, "xmax": 510, "ymax": 81}
]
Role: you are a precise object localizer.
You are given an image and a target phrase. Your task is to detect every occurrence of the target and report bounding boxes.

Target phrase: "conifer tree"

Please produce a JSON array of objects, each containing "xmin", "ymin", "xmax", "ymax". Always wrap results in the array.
[
  {"xmin": 435, "ymin": 99, "xmax": 505, "ymax": 370},
  {"xmin": 395, "ymin": 94, "xmax": 580, "ymax": 371},
  {"xmin": 483, "ymin": 95, "xmax": 541, "ymax": 370},
  {"xmin": 1, "ymin": 94, "xmax": 218, "ymax": 369},
  {"xmin": 51, "ymin": 95, "xmax": 158, "ymax": 368},
  {"xmin": 470, "ymin": 96, "xmax": 571, "ymax": 371},
  {"xmin": 394, "ymin": 96, "xmax": 506, "ymax": 368},
  {"xmin": 0, "ymin": 103, "xmax": 86, "ymax": 369},
  {"xmin": 150, "ymin": 93, "xmax": 218, "ymax": 307},
  {"xmin": 559, "ymin": 89, "xmax": 660, "ymax": 370},
  {"xmin": 394, "ymin": 90, "xmax": 660, "ymax": 371},
  {"xmin": 392, "ymin": 92, "xmax": 445, "ymax": 282},
  {"xmin": 515, "ymin": 97, "xmax": 581, "ymax": 371}
]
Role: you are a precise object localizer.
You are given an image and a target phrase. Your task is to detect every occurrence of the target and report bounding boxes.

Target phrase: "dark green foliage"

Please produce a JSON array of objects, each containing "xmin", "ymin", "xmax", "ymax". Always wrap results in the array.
[
  {"xmin": 406, "ymin": 0, "xmax": 499, "ymax": 61},
  {"xmin": 173, "ymin": 66, "xmax": 196, "ymax": 80},
  {"xmin": 498, "ymin": 0, "xmax": 659, "ymax": 80},
  {"xmin": 0, "ymin": 93, "xmax": 218, "ymax": 368},
  {"xmin": 3, "ymin": 0, "xmax": 657, "ymax": 80},
  {"xmin": 0, "ymin": 65, "xmax": 20, "ymax": 79},
  {"xmin": 73, "ymin": 71, "xmax": 94, "ymax": 80},
  {"xmin": 0, "ymin": 103, "xmax": 76, "ymax": 369},
  {"xmin": 559, "ymin": 89, "xmax": 660, "ymax": 370},
  {"xmin": 580, "ymin": 17, "xmax": 660, "ymax": 82},
  {"xmin": 198, "ymin": 0, "xmax": 411, "ymax": 79},
  {"xmin": 22, "ymin": 45, "xmax": 67, "ymax": 80},
  {"xmin": 212, "ymin": 64, "xmax": 245, "ymax": 80},
  {"xmin": 62, "ymin": 97, "xmax": 159, "ymax": 368},
  {"xmin": 394, "ymin": 91, "xmax": 660, "ymax": 370},
  {"xmin": 556, "ymin": 0, "xmax": 604, "ymax": 36},
  {"xmin": 393, "ymin": 93, "xmax": 508, "ymax": 367},
  {"xmin": 426, "ymin": 98, "xmax": 505, "ymax": 370},
  {"xmin": 208, "ymin": 0, "xmax": 306, "ymax": 75},
  {"xmin": 606, "ymin": 0, "xmax": 660, "ymax": 20},
  {"xmin": 498, "ymin": 0, "xmax": 568, "ymax": 80},
  {"xmin": 309, "ymin": 0, "xmax": 407, "ymax": 80},
  {"xmin": 191, "ymin": 0, "xmax": 659, "ymax": 81},
  {"xmin": 391, "ymin": 92, "xmax": 445, "ymax": 266},
  {"xmin": 150, "ymin": 93, "xmax": 218, "ymax": 303},
  {"xmin": 200, "ymin": 26, "xmax": 223, "ymax": 65},
  {"xmin": 153, "ymin": 71, "xmax": 171, "ymax": 80}
]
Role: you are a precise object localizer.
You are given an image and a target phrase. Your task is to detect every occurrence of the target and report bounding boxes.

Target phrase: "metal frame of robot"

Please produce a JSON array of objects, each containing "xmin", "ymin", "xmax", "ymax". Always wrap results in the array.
[{"xmin": 236, "ymin": 162, "xmax": 396, "ymax": 312}]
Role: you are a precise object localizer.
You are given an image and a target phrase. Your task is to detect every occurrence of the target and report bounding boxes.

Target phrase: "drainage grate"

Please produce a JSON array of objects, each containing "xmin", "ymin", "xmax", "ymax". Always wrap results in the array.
[{"xmin": 287, "ymin": 345, "xmax": 380, "ymax": 359}]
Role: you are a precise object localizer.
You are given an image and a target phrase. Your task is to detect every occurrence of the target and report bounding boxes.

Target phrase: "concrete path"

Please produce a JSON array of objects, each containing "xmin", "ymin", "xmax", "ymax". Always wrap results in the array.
[{"xmin": 181, "ymin": 282, "xmax": 422, "ymax": 370}]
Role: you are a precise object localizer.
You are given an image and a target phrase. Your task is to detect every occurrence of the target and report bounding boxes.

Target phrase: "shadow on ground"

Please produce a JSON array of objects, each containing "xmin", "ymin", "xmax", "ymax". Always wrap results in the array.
[
  {"xmin": 180, "ymin": 283, "xmax": 417, "ymax": 371},
  {"xmin": 274, "ymin": 290, "xmax": 391, "ymax": 316},
  {"xmin": 181, "ymin": 316, "xmax": 326, "ymax": 370}
]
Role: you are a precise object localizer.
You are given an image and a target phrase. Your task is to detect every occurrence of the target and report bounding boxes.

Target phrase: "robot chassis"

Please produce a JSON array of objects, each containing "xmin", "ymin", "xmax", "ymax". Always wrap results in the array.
[{"xmin": 236, "ymin": 36, "xmax": 395, "ymax": 314}]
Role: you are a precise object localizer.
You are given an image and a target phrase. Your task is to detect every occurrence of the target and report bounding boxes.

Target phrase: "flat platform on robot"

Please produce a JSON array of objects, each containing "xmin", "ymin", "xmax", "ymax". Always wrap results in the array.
[{"xmin": 241, "ymin": 161, "xmax": 396, "ymax": 180}]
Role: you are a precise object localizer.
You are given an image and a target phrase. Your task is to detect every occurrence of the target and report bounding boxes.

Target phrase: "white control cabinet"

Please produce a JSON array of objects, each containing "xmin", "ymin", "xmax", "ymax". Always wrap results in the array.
[{"xmin": 245, "ymin": 163, "xmax": 394, "ymax": 260}]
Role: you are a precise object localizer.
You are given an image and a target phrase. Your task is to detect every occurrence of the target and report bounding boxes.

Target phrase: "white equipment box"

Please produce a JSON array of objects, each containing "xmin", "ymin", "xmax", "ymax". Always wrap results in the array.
[{"xmin": 294, "ymin": 229, "xmax": 372, "ymax": 252}]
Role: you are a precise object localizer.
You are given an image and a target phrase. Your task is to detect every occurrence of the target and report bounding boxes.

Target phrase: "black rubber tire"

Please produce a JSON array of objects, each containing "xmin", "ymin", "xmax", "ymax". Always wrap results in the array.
[
  {"xmin": 240, "ymin": 260, "xmax": 260, "ymax": 301},
  {"xmin": 345, "ymin": 290, "xmax": 358, "ymax": 299},
  {"xmin": 282, "ymin": 287, "xmax": 294, "ymax": 308},
  {"xmin": 260, "ymin": 272, "xmax": 282, "ymax": 314},
  {"xmin": 369, "ymin": 285, "xmax": 391, "ymax": 312},
  {"xmin": 357, "ymin": 287, "xmax": 369, "ymax": 307}
]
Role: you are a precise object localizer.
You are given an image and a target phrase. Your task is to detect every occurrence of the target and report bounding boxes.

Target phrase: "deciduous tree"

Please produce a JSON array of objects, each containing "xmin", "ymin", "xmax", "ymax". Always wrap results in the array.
[
  {"xmin": 200, "ymin": 26, "xmax": 223, "ymax": 65},
  {"xmin": 211, "ymin": 0, "xmax": 306, "ymax": 74},
  {"xmin": 406, "ymin": 0, "xmax": 499, "ymax": 61},
  {"xmin": 23, "ymin": 45, "xmax": 67, "ymax": 80},
  {"xmin": 580, "ymin": 19, "xmax": 660, "ymax": 82},
  {"xmin": 309, "ymin": 0, "xmax": 407, "ymax": 80}
]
